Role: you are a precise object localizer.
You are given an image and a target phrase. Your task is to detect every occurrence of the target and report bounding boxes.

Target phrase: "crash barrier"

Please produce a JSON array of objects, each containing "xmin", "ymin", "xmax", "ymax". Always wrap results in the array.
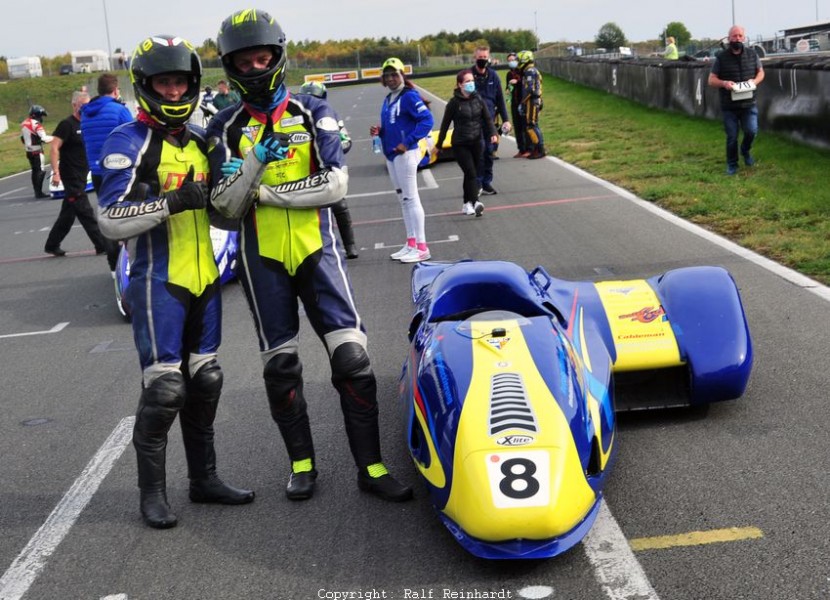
[{"xmin": 537, "ymin": 55, "xmax": 830, "ymax": 149}]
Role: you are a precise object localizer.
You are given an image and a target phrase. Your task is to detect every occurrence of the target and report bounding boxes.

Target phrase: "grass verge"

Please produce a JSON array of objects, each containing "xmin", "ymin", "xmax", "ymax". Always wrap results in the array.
[{"xmin": 418, "ymin": 74, "xmax": 830, "ymax": 286}]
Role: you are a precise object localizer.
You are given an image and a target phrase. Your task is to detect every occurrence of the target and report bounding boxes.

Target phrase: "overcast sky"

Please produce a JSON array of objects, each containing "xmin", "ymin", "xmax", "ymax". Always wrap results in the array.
[{"xmin": 4, "ymin": 0, "xmax": 827, "ymax": 58}]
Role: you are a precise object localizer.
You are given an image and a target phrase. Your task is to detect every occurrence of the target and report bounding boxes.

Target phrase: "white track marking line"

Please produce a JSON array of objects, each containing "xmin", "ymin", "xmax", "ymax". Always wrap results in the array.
[
  {"xmin": 0, "ymin": 187, "xmax": 26, "ymax": 198},
  {"xmin": 548, "ymin": 155, "xmax": 830, "ymax": 303},
  {"xmin": 0, "ymin": 417, "xmax": 134, "ymax": 600},
  {"xmin": 0, "ymin": 322, "xmax": 69, "ymax": 340},
  {"xmin": 583, "ymin": 501, "xmax": 661, "ymax": 600}
]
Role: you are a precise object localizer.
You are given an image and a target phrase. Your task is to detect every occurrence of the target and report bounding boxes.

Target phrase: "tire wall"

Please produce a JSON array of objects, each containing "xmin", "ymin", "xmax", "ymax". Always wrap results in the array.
[{"xmin": 538, "ymin": 56, "xmax": 830, "ymax": 149}]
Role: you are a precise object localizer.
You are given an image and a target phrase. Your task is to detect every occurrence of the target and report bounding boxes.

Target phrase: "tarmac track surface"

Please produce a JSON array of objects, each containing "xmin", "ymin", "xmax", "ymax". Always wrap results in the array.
[{"xmin": 0, "ymin": 83, "xmax": 828, "ymax": 600}]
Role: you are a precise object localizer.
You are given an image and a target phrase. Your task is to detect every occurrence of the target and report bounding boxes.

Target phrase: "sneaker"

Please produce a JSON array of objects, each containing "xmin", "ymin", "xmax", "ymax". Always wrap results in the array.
[
  {"xmin": 45, "ymin": 247, "xmax": 66, "ymax": 257},
  {"xmin": 390, "ymin": 245, "xmax": 414, "ymax": 260},
  {"xmin": 357, "ymin": 464, "xmax": 413, "ymax": 502},
  {"xmin": 474, "ymin": 201, "xmax": 484, "ymax": 217},
  {"xmin": 517, "ymin": 151, "xmax": 532, "ymax": 158},
  {"xmin": 462, "ymin": 203, "xmax": 476, "ymax": 216},
  {"xmin": 399, "ymin": 247, "xmax": 431, "ymax": 263},
  {"xmin": 743, "ymin": 153, "xmax": 755, "ymax": 167},
  {"xmin": 528, "ymin": 150, "xmax": 547, "ymax": 159},
  {"xmin": 726, "ymin": 164, "xmax": 738, "ymax": 176},
  {"xmin": 481, "ymin": 184, "xmax": 498, "ymax": 195}
]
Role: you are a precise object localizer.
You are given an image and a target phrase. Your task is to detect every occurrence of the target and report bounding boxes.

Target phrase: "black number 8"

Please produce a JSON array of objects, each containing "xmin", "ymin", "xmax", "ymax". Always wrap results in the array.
[{"xmin": 499, "ymin": 458, "xmax": 540, "ymax": 499}]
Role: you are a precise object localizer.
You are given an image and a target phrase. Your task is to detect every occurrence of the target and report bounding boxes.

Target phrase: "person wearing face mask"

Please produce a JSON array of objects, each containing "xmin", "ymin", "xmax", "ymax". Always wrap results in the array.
[
  {"xmin": 370, "ymin": 57, "xmax": 434, "ymax": 263},
  {"xmin": 434, "ymin": 70, "xmax": 498, "ymax": 216},
  {"xmin": 708, "ymin": 25, "xmax": 765, "ymax": 175},
  {"xmin": 471, "ymin": 46, "xmax": 511, "ymax": 195},
  {"xmin": 505, "ymin": 52, "xmax": 527, "ymax": 157}
]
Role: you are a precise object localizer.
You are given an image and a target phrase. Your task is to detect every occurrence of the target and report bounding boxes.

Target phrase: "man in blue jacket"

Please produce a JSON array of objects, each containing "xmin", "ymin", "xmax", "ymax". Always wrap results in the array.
[
  {"xmin": 81, "ymin": 73, "xmax": 133, "ymax": 271},
  {"xmin": 471, "ymin": 46, "xmax": 511, "ymax": 195}
]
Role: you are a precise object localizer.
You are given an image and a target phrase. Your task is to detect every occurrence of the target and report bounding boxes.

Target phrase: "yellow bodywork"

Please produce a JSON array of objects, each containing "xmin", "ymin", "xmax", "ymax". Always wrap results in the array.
[
  {"xmin": 594, "ymin": 280, "xmax": 683, "ymax": 372},
  {"xmin": 441, "ymin": 318, "xmax": 597, "ymax": 542}
]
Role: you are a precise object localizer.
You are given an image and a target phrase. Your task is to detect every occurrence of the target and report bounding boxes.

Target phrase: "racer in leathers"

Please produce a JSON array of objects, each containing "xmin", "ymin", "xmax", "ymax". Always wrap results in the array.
[
  {"xmin": 517, "ymin": 50, "xmax": 546, "ymax": 159},
  {"xmin": 298, "ymin": 80, "xmax": 359, "ymax": 259},
  {"xmin": 209, "ymin": 8, "xmax": 412, "ymax": 503},
  {"xmin": 21, "ymin": 105, "xmax": 54, "ymax": 198},
  {"xmin": 97, "ymin": 34, "xmax": 254, "ymax": 529}
]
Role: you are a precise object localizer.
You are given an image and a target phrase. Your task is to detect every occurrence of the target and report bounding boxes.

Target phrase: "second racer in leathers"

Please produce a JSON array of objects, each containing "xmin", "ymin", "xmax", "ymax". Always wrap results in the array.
[{"xmin": 208, "ymin": 8, "xmax": 412, "ymax": 503}]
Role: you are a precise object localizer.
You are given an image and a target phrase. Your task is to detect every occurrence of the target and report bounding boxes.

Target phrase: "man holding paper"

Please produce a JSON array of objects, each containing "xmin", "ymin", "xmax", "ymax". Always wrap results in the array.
[{"xmin": 708, "ymin": 25, "xmax": 765, "ymax": 175}]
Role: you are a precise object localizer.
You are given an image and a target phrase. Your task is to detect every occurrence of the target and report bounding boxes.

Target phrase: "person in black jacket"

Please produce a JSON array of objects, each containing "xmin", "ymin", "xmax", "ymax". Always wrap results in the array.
[
  {"xmin": 434, "ymin": 70, "xmax": 498, "ymax": 217},
  {"xmin": 708, "ymin": 25, "xmax": 765, "ymax": 175}
]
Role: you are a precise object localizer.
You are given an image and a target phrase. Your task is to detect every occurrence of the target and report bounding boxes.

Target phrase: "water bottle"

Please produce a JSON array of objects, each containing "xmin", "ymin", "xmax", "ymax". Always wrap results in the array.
[{"xmin": 372, "ymin": 135, "xmax": 382, "ymax": 154}]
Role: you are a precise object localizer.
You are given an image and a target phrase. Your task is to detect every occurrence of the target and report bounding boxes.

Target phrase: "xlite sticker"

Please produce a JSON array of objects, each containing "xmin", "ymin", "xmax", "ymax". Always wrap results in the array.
[
  {"xmin": 496, "ymin": 434, "xmax": 535, "ymax": 447},
  {"xmin": 102, "ymin": 153, "xmax": 132, "ymax": 169}
]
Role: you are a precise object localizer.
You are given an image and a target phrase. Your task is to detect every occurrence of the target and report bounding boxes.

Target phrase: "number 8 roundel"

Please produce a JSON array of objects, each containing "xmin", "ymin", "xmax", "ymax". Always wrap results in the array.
[{"xmin": 486, "ymin": 451, "xmax": 550, "ymax": 508}]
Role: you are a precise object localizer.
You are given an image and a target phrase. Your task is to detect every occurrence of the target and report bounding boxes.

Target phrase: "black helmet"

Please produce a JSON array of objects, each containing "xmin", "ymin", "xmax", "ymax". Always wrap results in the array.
[
  {"xmin": 217, "ymin": 9, "xmax": 287, "ymax": 104},
  {"xmin": 299, "ymin": 81, "xmax": 327, "ymax": 98},
  {"xmin": 130, "ymin": 34, "xmax": 202, "ymax": 127},
  {"xmin": 29, "ymin": 105, "xmax": 48, "ymax": 120}
]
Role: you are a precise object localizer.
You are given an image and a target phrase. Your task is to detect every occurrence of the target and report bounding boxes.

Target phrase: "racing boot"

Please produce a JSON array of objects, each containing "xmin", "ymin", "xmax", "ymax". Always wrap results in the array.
[
  {"xmin": 133, "ymin": 372, "xmax": 187, "ymax": 529},
  {"xmin": 330, "ymin": 342, "xmax": 413, "ymax": 502},
  {"xmin": 181, "ymin": 361, "xmax": 255, "ymax": 505},
  {"xmin": 332, "ymin": 199, "xmax": 359, "ymax": 259},
  {"xmin": 264, "ymin": 353, "xmax": 317, "ymax": 500}
]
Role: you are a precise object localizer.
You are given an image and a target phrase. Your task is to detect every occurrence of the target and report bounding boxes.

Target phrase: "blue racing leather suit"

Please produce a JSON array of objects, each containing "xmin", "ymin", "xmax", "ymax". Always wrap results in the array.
[{"xmin": 98, "ymin": 119, "xmax": 220, "ymax": 385}]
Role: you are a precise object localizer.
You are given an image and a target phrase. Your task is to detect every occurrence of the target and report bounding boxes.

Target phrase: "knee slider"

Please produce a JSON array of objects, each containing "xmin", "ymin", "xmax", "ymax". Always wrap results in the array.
[
  {"xmin": 330, "ymin": 342, "xmax": 373, "ymax": 383},
  {"xmin": 145, "ymin": 372, "xmax": 187, "ymax": 410},
  {"xmin": 263, "ymin": 353, "xmax": 305, "ymax": 415}
]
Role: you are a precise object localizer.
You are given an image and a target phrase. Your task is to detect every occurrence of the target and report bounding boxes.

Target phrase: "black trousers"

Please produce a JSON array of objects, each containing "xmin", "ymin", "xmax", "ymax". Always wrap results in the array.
[
  {"xmin": 44, "ymin": 191, "xmax": 106, "ymax": 253},
  {"xmin": 91, "ymin": 174, "xmax": 121, "ymax": 271},
  {"xmin": 26, "ymin": 152, "xmax": 45, "ymax": 196},
  {"xmin": 454, "ymin": 143, "xmax": 483, "ymax": 205}
]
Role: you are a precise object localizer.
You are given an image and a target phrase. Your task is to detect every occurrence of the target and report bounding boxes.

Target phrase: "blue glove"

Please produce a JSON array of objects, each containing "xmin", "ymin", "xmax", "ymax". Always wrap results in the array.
[
  {"xmin": 253, "ymin": 133, "xmax": 290, "ymax": 163},
  {"xmin": 221, "ymin": 157, "xmax": 244, "ymax": 178}
]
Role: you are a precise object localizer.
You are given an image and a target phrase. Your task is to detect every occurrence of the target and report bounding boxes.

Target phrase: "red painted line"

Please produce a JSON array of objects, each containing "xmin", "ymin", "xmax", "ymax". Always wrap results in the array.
[{"xmin": 354, "ymin": 194, "xmax": 615, "ymax": 226}]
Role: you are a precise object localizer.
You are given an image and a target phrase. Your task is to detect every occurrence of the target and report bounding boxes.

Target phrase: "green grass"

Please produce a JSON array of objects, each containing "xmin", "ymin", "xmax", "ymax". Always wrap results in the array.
[{"xmin": 418, "ymin": 74, "xmax": 830, "ymax": 285}]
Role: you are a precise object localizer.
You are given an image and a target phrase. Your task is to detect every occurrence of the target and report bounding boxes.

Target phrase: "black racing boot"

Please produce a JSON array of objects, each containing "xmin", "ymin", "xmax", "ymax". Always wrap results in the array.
[
  {"xmin": 181, "ymin": 360, "xmax": 255, "ymax": 506},
  {"xmin": 332, "ymin": 199, "xmax": 359, "ymax": 259},
  {"xmin": 357, "ymin": 464, "xmax": 414, "ymax": 502},
  {"xmin": 134, "ymin": 373, "xmax": 187, "ymax": 529},
  {"xmin": 330, "ymin": 342, "xmax": 413, "ymax": 502},
  {"xmin": 264, "ymin": 353, "xmax": 317, "ymax": 500}
]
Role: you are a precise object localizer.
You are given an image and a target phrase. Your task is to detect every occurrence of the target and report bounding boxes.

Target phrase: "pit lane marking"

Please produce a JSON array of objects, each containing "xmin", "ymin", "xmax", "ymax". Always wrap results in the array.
[
  {"xmin": 374, "ymin": 235, "xmax": 459, "ymax": 251},
  {"xmin": 629, "ymin": 526, "xmax": 764, "ymax": 552},
  {"xmin": 0, "ymin": 417, "xmax": 134, "ymax": 600},
  {"xmin": 0, "ymin": 322, "xmax": 69, "ymax": 340},
  {"xmin": 584, "ymin": 502, "xmax": 661, "ymax": 600}
]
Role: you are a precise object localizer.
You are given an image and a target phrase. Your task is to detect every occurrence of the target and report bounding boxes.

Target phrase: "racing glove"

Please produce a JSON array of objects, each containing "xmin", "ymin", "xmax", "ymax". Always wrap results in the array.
[
  {"xmin": 221, "ymin": 157, "xmax": 244, "ymax": 178},
  {"xmin": 165, "ymin": 168, "xmax": 207, "ymax": 214},
  {"xmin": 253, "ymin": 132, "xmax": 291, "ymax": 163}
]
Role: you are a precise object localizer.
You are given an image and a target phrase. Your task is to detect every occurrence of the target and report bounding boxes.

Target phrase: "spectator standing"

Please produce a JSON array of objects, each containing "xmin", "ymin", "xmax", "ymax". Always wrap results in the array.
[
  {"xmin": 505, "ymin": 52, "xmax": 527, "ymax": 157},
  {"xmin": 209, "ymin": 10, "xmax": 413, "ymax": 503},
  {"xmin": 81, "ymin": 73, "xmax": 133, "ymax": 271},
  {"xmin": 471, "ymin": 45, "xmax": 511, "ymax": 194},
  {"xmin": 21, "ymin": 105, "xmax": 53, "ymax": 198},
  {"xmin": 517, "ymin": 50, "xmax": 546, "ymax": 159},
  {"xmin": 708, "ymin": 25, "xmax": 765, "ymax": 175},
  {"xmin": 98, "ymin": 35, "xmax": 254, "ymax": 529},
  {"xmin": 435, "ymin": 70, "xmax": 496, "ymax": 217},
  {"xmin": 664, "ymin": 36, "xmax": 679, "ymax": 60},
  {"xmin": 44, "ymin": 91, "xmax": 107, "ymax": 257},
  {"xmin": 370, "ymin": 57, "xmax": 434, "ymax": 263},
  {"xmin": 211, "ymin": 80, "xmax": 240, "ymax": 111}
]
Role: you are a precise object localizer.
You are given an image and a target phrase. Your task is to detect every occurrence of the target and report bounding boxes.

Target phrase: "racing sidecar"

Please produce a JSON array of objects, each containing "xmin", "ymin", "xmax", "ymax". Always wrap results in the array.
[
  {"xmin": 114, "ymin": 227, "xmax": 238, "ymax": 321},
  {"xmin": 400, "ymin": 260, "xmax": 752, "ymax": 559},
  {"xmin": 417, "ymin": 129, "xmax": 454, "ymax": 169}
]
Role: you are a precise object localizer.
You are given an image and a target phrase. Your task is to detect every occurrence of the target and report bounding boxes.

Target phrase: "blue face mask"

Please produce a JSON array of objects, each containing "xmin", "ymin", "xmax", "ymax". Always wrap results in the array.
[
  {"xmin": 508, "ymin": 60, "xmax": 518, "ymax": 69},
  {"xmin": 462, "ymin": 81, "xmax": 476, "ymax": 94}
]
